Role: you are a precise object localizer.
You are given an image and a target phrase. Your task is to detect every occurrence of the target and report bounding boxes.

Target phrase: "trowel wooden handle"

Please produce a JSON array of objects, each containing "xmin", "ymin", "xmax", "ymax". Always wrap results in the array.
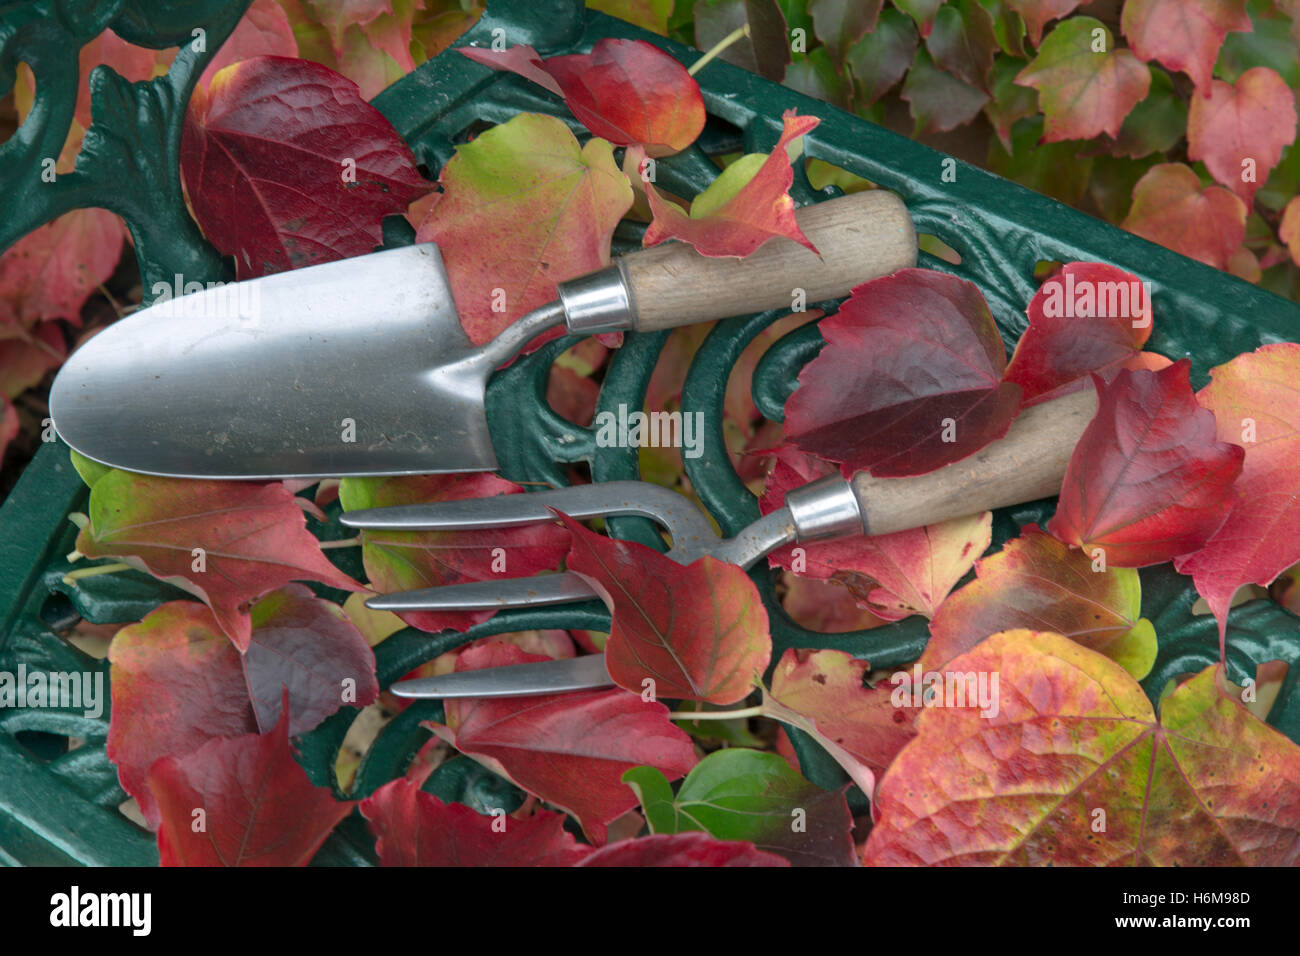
[
  {"xmin": 852, "ymin": 387, "xmax": 1100, "ymax": 536},
  {"xmin": 620, "ymin": 190, "xmax": 916, "ymax": 331}
]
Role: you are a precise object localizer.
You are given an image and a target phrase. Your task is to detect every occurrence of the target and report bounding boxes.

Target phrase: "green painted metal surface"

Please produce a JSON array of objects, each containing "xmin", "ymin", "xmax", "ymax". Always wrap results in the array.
[{"xmin": 1, "ymin": 0, "xmax": 1298, "ymax": 863}]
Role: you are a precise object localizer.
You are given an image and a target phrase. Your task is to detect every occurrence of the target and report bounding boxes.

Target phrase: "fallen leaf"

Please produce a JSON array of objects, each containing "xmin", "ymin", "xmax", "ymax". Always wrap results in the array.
[
  {"xmin": 1046, "ymin": 361, "xmax": 1244, "ymax": 567},
  {"xmin": 768, "ymin": 648, "xmax": 918, "ymax": 780},
  {"xmin": 1002, "ymin": 261, "xmax": 1168, "ymax": 405},
  {"xmin": 431, "ymin": 642, "xmax": 697, "ymax": 843},
  {"xmin": 414, "ymin": 112, "xmax": 631, "ymax": 346},
  {"xmin": 77, "ymin": 471, "xmax": 360, "ymax": 651},
  {"xmin": 150, "ymin": 692, "xmax": 355, "ymax": 865},
  {"xmin": 181, "ymin": 56, "xmax": 430, "ymax": 278},
  {"xmin": 1015, "ymin": 18, "xmax": 1151, "ymax": 142},
  {"xmin": 641, "ymin": 110, "xmax": 820, "ymax": 258},
  {"xmin": 1187, "ymin": 66, "xmax": 1298, "ymax": 207},
  {"xmin": 575, "ymin": 831, "xmax": 790, "ymax": 866},
  {"xmin": 339, "ymin": 473, "xmax": 570, "ymax": 634},
  {"xmin": 862, "ymin": 631, "xmax": 1300, "ymax": 865},
  {"xmin": 1121, "ymin": 0, "xmax": 1252, "ymax": 95},
  {"xmin": 0, "ymin": 208, "xmax": 124, "ymax": 328},
  {"xmin": 0, "ymin": 324, "xmax": 66, "ymax": 398},
  {"xmin": 623, "ymin": 748, "xmax": 857, "ymax": 866},
  {"xmin": 200, "ymin": 0, "xmax": 298, "ymax": 89},
  {"xmin": 558, "ymin": 512, "xmax": 771, "ymax": 705},
  {"xmin": 1120, "ymin": 162, "xmax": 1247, "ymax": 270},
  {"xmin": 1174, "ymin": 344, "xmax": 1300, "ymax": 645},
  {"xmin": 462, "ymin": 38, "xmax": 705, "ymax": 157},
  {"xmin": 361, "ymin": 779, "xmax": 592, "ymax": 865},
  {"xmin": 784, "ymin": 268, "xmax": 1023, "ymax": 478},
  {"xmin": 924, "ymin": 525, "xmax": 1157, "ymax": 678}
]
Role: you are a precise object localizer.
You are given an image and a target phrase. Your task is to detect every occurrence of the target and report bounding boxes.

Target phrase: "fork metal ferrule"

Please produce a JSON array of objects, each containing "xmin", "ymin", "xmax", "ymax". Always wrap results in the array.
[
  {"xmin": 785, "ymin": 475, "xmax": 867, "ymax": 541},
  {"xmin": 557, "ymin": 266, "xmax": 634, "ymax": 335}
]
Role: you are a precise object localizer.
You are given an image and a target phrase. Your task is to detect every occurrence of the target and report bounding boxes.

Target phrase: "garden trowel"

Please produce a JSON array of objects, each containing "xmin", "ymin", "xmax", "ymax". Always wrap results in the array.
[{"xmin": 50, "ymin": 189, "xmax": 915, "ymax": 479}]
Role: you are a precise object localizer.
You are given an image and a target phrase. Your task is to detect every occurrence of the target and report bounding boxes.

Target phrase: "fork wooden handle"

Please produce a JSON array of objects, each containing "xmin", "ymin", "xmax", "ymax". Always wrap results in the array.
[
  {"xmin": 619, "ymin": 190, "xmax": 916, "ymax": 331},
  {"xmin": 852, "ymin": 387, "xmax": 1100, "ymax": 536}
]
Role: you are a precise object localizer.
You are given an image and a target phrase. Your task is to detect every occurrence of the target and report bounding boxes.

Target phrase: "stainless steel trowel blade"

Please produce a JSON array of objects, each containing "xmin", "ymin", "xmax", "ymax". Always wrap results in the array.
[{"xmin": 50, "ymin": 244, "xmax": 500, "ymax": 479}]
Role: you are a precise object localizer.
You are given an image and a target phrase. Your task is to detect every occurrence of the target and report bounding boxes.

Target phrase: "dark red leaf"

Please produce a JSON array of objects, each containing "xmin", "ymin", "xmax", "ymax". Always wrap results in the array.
[
  {"xmin": 784, "ymin": 268, "xmax": 1023, "ymax": 478},
  {"xmin": 575, "ymin": 831, "xmax": 790, "ymax": 866}
]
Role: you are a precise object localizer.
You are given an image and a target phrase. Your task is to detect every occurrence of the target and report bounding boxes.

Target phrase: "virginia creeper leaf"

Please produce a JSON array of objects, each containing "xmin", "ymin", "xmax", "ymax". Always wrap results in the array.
[
  {"xmin": 150, "ymin": 692, "xmax": 355, "ymax": 866},
  {"xmin": 244, "ymin": 583, "xmax": 378, "ymax": 734},
  {"xmin": 1174, "ymin": 344, "xmax": 1300, "ymax": 641},
  {"xmin": 768, "ymin": 648, "xmax": 918, "ymax": 780},
  {"xmin": 863, "ymin": 631, "xmax": 1300, "ymax": 865},
  {"xmin": 761, "ymin": 444, "xmax": 990, "ymax": 620},
  {"xmin": 641, "ymin": 110, "xmax": 819, "ymax": 258},
  {"xmin": 623, "ymin": 749, "xmax": 857, "ymax": 866},
  {"xmin": 107, "ymin": 601, "xmax": 257, "ymax": 829},
  {"xmin": 181, "ymin": 56, "xmax": 430, "ymax": 278},
  {"xmin": 984, "ymin": 56, "xmax": 1040, "ymax": 152},
  {"xmin": 1003, "ymin": 261, "xmax": 1168, "ymax": 405},
  {"xmin": 557, "ymin": 512, "xmax": 772, "ymax": 705},
  {"xmin": 1121, "ymin": 0, "xmax": 1252, "ymax": 95},
  {"xmin": 200, "ymin": 0, "xmax": 298, "ymax": 89},
  {"xmin": 339, "ymin": 473, "xmax": 570, "ymax": 634},
  {"xmin": 461, "ymin": 38, "xmax": 705, "ymax": 157},
  {"xmin": 1015, "ymin": 19, "xmax": 1151, "ymax": 142},
  {"xmin": 303, "ymin": 0, "xmax": 393, "ymax": 54},
  {"xmin": 431, "ymin": 642, "xmax": 697, "ymax": 843},
  {"xmin": 1006, "ymin": 0, "xmax": 1081, "ymax": 45},
  {"xmin": 1120, "ymin": 162, "xmax": 1247, "ymax": 270},
  {"xmin": 1108, "ymin": 65, "xmax": 1187, "ymax": 159},
  {"xmin": 784, "ymin": 268, "xmax": 1023, "ymax": 478},
  {"xmin": 845, "ymin": 8, "xmax": 919, "ymax": 106},
  {"xmin": 361, "ymin": 776, "xmax": 591, "ymax": 865},
  {"xmin": 902, "ymin": 46, "xmax": 989, "ymax": 134},
  {"xmin": 0, "ymin": 208, "xmax": 124, "ymax": 327},
  {"xmin": 1187, "ymin": 66, "xmax": 1298, "ymax": 207},
  {"xmin": 891, "ymin": 0, "xmax": 944, "ymax": 36},
  {"xmin": 1046, "ymin": 361, "xmax": 1245, "ymax": 567},
  {"xmin": 589, "ymin": 0, "xmax": 673, "ymax": 35},
  {"xmin": 414, "ymin": 112, "xmax": 632, "ymax": 346},
  {"xmin": 924, "ymin": 525, "xmax": 1158, "ymax": 679},
  {"xmin": 693, "ymin": 0, "xmax": 793, "ymax": 82},
  {"xmin": 925, "ymin": 0, "xmax": 997, "ymax": 91},
  {"xmin": 577, "ymin": 831, "xmax": 790, "ymax": 866},
  {"xmin": 77, "ymin": 472, "xmax": 360, "ymax": 651},
  {"xmin": 808, "ymin": 0, "xmax": 881, "ymax": 68}
]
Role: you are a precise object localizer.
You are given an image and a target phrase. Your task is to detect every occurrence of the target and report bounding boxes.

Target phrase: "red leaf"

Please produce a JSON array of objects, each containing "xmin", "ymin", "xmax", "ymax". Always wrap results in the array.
[
  {"xmin": 149, "ymin": 692, "xmax": 354, "ymax": 866},
  {"xmin": 1006, "ymin": 0, "xmax": 1082, "ymax": 45},
  {"xmin": 1174, "ymin": 344, "xmax": 1300, "ymax": 640},
  {"xmin": 0, "ymin": 209, "xmax": 124, "ymax": 327},
  {"xmin": 463, "ymin": 38, "xmax": 705, "ymax": 157},
  {"xmin": 1046, "ymin": 361, "xmax": 1244, "ymax": 567},
  {"xmin": 0, "ymin": 324, "xmax": 66, "ymax": 399},
  {"xmin": 340, "ymin": 473, "xmax": 570, "ymax": 634},
  {"xmin": 1120, "ymin": 163, "xmax": 1247, "ymax": 270},
  {"xmin": 1187, "ymin": 67, "xmax": 1298, "ymax": 207},
  {"xmin": 784, "ymin": 269, "xmax": 1023, "ymax": 478},
  {"xmin": 76, "ymin": 473, "xmax": 360, "ymax": 651},
  {"xmin": 762, "ymin": 445, "xmax": 990, "ymax": 620},
  {"xmin": 1003, "ymin": 262, "xmax": 1168, "ymax": 405},
  {"xmin": 107, "ymin": 601, "xmax": 257, "ymax": 828},
  {"xmin": 413, "ymin": 112, "xmax": 632, "ymax": 347},
  {"xmin": 575, "ymin": 831, "xmax": 790, "ymax": 866},
  {"xmin": 180, "ymin": 56, "xmax": 430, "ymax": 278},
  {"xmin": 1015, "ymin": 18, "xmax": 1151, "ymax": 142},
  {"xmin": 360, "ymin": 780, "xmax": 591, "ymax": 866},
  {"xmin": 557, "ymin": 512, "xmax": 771, "ymax": 705},
  {"xmin": 244, "ymin": 584, "xmax": 378, "ymax": 734},
  {"xmin": 769, "ymin": 649, "xmax": 917, "ymax": 780},
  {"xmin": 641, "ymin": 110, "xmax": 821, "ymax": 258},
  {"xmin": 1121, "ymin": 0, "xmax": 1252, "ymax": 95},
  {"xmin": 432, "ymin": 643, "xmax": 697, "ymax": 843}
]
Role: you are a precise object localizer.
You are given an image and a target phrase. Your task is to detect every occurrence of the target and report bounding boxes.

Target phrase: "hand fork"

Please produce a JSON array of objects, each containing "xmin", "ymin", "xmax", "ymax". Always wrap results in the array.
[{"xmin": 340, "ymin": 387, "xmax": 1100, "ymax": 698}]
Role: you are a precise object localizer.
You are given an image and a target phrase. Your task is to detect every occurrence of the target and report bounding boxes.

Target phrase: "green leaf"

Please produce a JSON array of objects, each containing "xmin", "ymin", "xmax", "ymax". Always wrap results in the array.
[
  {"xmin": 625, "ymin": 749, "xmax": 857, "ymax": 866},
  {"xmin": 784, "ymin": 45, "xmax": 852, "ymax": 107},
  {"xmin": 846, "ymin": 7, "xmax": 919, "ymax": 106},
  {"xmin": 987, "ymin": 115, "xmax": 1093, "ymax": 205},
  {"xmin": 902, "ymin": 46, "xmax": 990, "ymax": 134},
  {"xmin": 1109, "ymin": 65, "xmax": 1187, "ymax": 159},
  {"xmin": 70, "ymin": 450, "xmax": 111, "ymax": 489},
  {"xmin": 1216, "ymin": 11, "xmax": 1300, "ymax": 85}
]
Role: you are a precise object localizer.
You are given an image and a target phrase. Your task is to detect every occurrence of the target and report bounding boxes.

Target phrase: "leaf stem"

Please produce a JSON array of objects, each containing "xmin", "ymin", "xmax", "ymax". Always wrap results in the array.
[
  {"xmin": 62, "ymin": 562, "xmax": 131, "ymax": 586},
  {"xmin": 688, "ymin": 23, "xmax": 750, "ymax": 76},
  {"xmin": 668, "ymin": 704, "xmax": 764, "ymax": 721},
  {"xmin": 319, "ymin": 536, "xmax": 361, "ymax": 549}
]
